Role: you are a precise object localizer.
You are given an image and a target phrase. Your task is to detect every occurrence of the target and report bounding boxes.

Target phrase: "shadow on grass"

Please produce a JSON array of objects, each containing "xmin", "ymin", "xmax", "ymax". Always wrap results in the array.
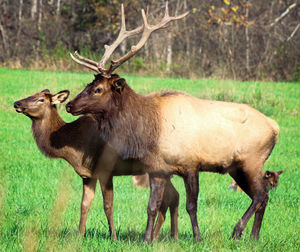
[
  {"xmin": 59, "ymin": 227, "xmax": 146, "ymax": 243},
  {"xmin": 58, "ymin": 227, "xmax": 194, "ymax": 244}
]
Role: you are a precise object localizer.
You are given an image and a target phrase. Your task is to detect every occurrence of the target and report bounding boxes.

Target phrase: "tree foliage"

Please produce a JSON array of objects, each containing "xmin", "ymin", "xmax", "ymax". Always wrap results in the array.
[{"xmin": 0, "ymin": 0, "xmax": 299, "ymax": 81}]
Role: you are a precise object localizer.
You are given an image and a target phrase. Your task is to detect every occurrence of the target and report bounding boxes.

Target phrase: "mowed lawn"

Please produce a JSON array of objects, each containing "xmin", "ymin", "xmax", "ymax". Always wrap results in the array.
[{"xmin": 0, "ymin": 68, "xmax": 299, "ymax": 251}]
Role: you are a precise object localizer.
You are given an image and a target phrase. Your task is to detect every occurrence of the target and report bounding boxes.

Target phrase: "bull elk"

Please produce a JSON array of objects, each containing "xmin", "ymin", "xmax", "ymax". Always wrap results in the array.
[
  {"xmin": 14, "ymin": 89, "xmax": 179, "ymax": 240},
  {"xmin": 66, "ymin": 2, "xmax": 280, "ymax": 243}
]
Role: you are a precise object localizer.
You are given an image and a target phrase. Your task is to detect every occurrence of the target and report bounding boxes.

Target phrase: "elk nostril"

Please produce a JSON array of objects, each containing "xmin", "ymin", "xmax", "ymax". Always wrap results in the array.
[
  {"xmin": 66, "ymin": 102, "xmax": 72, "ymax": 112},
  {"xmin": 14, "ymin": 101, "xmax": 21, "ymax": 108}
]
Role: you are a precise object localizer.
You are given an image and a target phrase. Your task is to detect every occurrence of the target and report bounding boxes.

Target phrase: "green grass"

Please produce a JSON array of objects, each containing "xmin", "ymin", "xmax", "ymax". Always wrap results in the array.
[{"xmin": 0, "ymin": 68, "xmax": 299, "ymax": 251}]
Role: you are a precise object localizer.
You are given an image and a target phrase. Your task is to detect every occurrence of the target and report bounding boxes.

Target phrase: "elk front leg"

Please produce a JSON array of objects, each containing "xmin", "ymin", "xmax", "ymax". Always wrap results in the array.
[
  {"xmin": 79, "ymin": 178, "xmax": 97, "ymax": 235},
  {"xmin": 99, "ymin": 175, "xmax": 117, "ymax": 240},
  {"xmin": 144, "ymin": 174, "xmax": 167, "ymax": 244},
  {"xmin": 184, "ymin": 170, "xmax": 202, "ymax": 242}
]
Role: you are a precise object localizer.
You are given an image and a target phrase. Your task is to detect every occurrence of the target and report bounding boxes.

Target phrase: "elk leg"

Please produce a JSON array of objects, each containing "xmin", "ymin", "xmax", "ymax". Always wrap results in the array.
[
  {"xmin": 169, "ymin": 180, "xmax": 179, "ymax": 239},
  {"xmin": 79, "ymin": 178, "xmax": 97, "ymax": 235},
  {"xmin": 184, "ymin": 171, "xmax": 202, "ymax": 242},
  {"xmin": 99, "ymin": 175, "xmax": 117, "ymax": 240},
  {"xmin": 153, "ymin": 178, "xmax": 179, "ymax": 240},
  {"xmin": 230, "ymin": 165, "xmax": 268, "ymax": 240},
  {"xmin": 251, "ymin": 192, "xmax": 269, "ymax": 240},
  {"xmin": 144, "ymin": 174, "xmax": 167, "ymax": 244},
  {"xmin": 153, "ymin": 198, "xmax": 167, "ymax": 240}
]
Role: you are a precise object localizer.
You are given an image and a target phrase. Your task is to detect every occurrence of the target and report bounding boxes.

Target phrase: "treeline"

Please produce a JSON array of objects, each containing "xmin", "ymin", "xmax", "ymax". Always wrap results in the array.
[{"xmin": 0, "ymin": 0, "xmax": 299, "ymax": 81}]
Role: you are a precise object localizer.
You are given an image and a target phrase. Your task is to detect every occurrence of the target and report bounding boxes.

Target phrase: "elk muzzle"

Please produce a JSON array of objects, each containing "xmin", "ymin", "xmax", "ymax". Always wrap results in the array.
[
  {"xmin": 65, "ymin": 101, "xmax": 83, "ymax": 116},
  {"xmin": 65, "ymin": 102, "xmax": 72, "ymax": 113},
  {"xmin": 14, "ymin": 101, "xmax": 25, "ymax": 113}
]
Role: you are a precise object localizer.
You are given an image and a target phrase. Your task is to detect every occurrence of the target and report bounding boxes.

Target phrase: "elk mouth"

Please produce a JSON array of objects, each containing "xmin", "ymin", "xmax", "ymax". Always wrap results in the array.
[
  {"xmin": 14, "ymin": 102, "xmax": 25, "ymax": 113},
  {"xmin": 68, "ymin": 109, "xmax": 85, "ymax": 116},
  {"xmin": 15, "ymin": 107, "xmax": 25, "ymax": 113},
  {"xmin": 71, "ymin": 111, "xmax": 83, "ymax": 116}
]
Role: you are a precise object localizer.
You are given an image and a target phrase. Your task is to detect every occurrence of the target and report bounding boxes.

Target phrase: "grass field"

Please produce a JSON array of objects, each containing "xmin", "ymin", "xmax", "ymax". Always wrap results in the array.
[{"xmin": 0, "ymin": 68, "xmax": 299, "ymax": 251}]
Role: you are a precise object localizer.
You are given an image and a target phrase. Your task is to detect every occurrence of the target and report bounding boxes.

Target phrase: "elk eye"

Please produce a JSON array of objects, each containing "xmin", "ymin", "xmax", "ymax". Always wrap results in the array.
[
  {"xmin": 95, "ymin": 88, "xmax": 103, "ymax": 94},
  {"xmin": 38, "ymin": 98, "xmax": 44, "ymax": 102}
]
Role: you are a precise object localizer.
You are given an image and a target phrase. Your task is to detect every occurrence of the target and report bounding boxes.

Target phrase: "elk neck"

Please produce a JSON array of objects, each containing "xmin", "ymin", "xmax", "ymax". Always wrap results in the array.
[
  {"xmin": 94, "ymin": 84, "xmax": 160, "ymax": 161},
  {"xmin": 31, "ymin": 105, "xmax": 66, "ymax": 158}
]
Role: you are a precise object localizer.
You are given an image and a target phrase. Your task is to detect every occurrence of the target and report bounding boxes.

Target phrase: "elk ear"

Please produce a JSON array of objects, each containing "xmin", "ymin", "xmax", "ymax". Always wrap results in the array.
[
  {"xmin": 51, "ymin": 90, "xmax": 70, "ymax": 105},
  {"xmin": 41, "ymin": 89, "xmax": 50, "ymax": 93},
  {"xmin": 112, "ymin": 78, "xmax": 126, "ymax": 94},
  {"xmin": 277, "ymin": 170, "xmax": 283, "ymax": 176}
]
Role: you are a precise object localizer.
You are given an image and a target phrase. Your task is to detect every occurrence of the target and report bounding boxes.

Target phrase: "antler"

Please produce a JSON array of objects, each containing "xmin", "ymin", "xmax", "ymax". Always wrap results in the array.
[{"xmin": 70, "ymin": 2, "xmax": 189, "ymax": 77}]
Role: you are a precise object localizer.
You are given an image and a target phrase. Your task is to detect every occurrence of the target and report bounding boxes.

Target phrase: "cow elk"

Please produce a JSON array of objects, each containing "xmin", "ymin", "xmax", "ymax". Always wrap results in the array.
[
  {"xmin": 14, "ymin": 89, "xmax": 179, "ymax": 240},
  {"xmin": 66, "ymin": 2, "xmax": 280, "ymax": 243}
]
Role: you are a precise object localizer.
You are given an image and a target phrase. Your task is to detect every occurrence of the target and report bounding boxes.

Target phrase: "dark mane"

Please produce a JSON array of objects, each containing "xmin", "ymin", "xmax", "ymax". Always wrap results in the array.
[{"xmin": 94, "ymin": 84, "xmax": 160, "ymax": 160}]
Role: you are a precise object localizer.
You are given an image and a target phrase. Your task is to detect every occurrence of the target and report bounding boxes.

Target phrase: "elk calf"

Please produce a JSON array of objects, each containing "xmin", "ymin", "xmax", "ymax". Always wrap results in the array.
[
  {"xmin": 14, "ymin": 89, "xmax": 179, "ymax": 240},
  {"xmin": 230, "ymin": 170, "xmax": 283, "ymax": 192}
]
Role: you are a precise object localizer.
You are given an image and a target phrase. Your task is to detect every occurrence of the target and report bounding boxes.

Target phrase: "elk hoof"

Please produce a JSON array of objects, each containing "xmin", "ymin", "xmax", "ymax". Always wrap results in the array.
[
  {"xmin": 232, "ymin": 227, "xmax": 243, "ymax": 240},
  {"xmin": 194, "ymin": 235, "xmax": 203, "ymax": 242}
]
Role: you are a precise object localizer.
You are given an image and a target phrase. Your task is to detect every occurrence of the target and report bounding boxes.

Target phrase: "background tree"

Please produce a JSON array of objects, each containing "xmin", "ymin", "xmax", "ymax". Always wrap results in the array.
[{"xmin": 0, "ymin": 0, "xmax": 299, "ymax": 81}]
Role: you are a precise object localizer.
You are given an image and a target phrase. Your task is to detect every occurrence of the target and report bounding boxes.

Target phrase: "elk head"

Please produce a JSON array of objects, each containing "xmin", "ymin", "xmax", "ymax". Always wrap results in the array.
[
  {"xmin": 66, "ymin": 3, "xmax": 188, "ymax": 116},
  {"xmin": 14, "ymin": 90, "xmax": 69, "ymax": 119},
  {"xmin": 263, "ymin": 170, "xmax": 283, "ymax": 190}
]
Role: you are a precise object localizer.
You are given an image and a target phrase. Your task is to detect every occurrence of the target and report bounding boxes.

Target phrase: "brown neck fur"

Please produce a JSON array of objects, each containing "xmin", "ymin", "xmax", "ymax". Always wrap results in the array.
[
  {"xmin": 31, "ymin": 106, "xmax": 103, "ymax": 170},
  {"xmin": 94, "ymin": 84, "xmax": 160, "ymax": 160},
  {"xmin": 32, "ymin": 106, "xmax": 65, "ymax": 158}
]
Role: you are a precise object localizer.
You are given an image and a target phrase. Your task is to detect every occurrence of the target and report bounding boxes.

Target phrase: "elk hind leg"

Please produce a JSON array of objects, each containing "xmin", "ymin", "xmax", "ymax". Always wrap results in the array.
[
  {"xmin": 169, "ymin": 182, "xmax": 179, "ymax": 239},
  {"xmin": 251, "ymin": 191, "xmax": 269, "ymax": 240},
  {"xmin": 230, "ymin": 162, "xmax": 268, "ymax": 240}
]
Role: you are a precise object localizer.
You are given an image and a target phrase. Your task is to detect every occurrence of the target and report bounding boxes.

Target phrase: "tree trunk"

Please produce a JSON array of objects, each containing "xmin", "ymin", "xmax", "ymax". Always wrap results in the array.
[
  {"xmin": 31, "ymin": 0, "xmax": 38, "ymax": 20},
  {"xmin": 166, "ymin": 32, "xmax": 172, "ymax": 72},
  {"xmin": 56, "ymin": 0, "xmax": 61, "ymax": 16},
  {"xmin": 37, "ymin": 0, "xmax": 43, "ymax": 52},
  {"xmin": 38, "ymin": 0, "xmax": 43, "ymax": 32},
  {"xmin": 245, "ymin": 1, "xmax": 250, "ymax": 76},
  {"xmin": 16, "ymin": 0, "xmax": 24, "ymax": 55},
  {"xmin": 152, "ymin": 34, "xmax": 160, "ymax": 60},
  {"xmin": 0, "ymin": 18, "xmax": 9, "ymax": 58},
  {"xmin": 183, "ymin": 0, "xmax": 190, "ymax": 57},
  {"xmin": 0, "ymin": 0, "xmax": 9, "ymax": 59}
]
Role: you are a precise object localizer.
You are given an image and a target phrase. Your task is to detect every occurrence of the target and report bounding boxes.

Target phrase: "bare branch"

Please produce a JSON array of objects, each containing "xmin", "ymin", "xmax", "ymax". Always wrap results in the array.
[
  {"xmin": 270, "ymin": 3, "xmax": 297, "ymax": 27},
  {"xmin": 287, "ymin": 23, "xmax": 300, "ymax": 41}
]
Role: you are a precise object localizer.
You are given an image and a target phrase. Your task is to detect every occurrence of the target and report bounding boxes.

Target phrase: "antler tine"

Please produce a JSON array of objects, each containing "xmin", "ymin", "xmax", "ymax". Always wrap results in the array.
[
  {"xmin": 109, "ymin": 2, "xmax": 189, "ymax": 74},
  {"xmin": 97, "ymin": 4, "xmax": 143, "ymax": 74},
  {"xmin": 74, "ymin": 51, "xmax": 98, "ymax": 66},
  {"xmin": 70, "ymin": 52, "xmax": 100, "ymax": 73},
  {"xmin": 71, "ymin": 4, "xmax": 143, "ymax": 76},
  {"xmin": 71, "ymin": 3, "xmax": 188, "ymax": 76},
  {"xmin": 165, "ymin": 1, "xmax": 169, "ymax": 17}
]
